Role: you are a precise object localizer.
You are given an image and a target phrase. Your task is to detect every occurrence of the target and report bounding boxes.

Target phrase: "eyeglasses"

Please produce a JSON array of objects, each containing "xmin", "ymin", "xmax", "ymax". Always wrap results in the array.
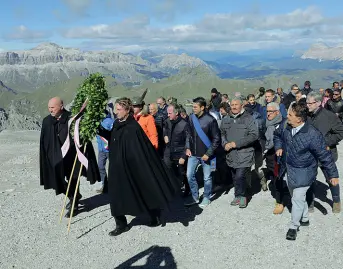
[
  {"xmin": 333, "ymin": 93, "xmax": 340, "ymax": 96},
  {"xmin": 306, "ymin": 101, "xmax": 318, "ymax": 105},
  {"xmin": 266, "ymin": 110, "xmax": 277, "ymax": 113}
]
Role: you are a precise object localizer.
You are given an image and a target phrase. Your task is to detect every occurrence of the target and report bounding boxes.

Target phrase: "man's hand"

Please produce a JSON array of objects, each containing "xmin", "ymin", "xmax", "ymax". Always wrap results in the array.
[
  {"xmin": 179, "ymin": 158, "xmax": 185, "ymax": 165},
  {"xmin": 186, "ymin": 149, "xmax": 192, "ymax": 157},
  {"xmin": 164, "ymin": 136, "xmax": 169, "ymax": 144},
  {"xmin": 201, "ymin": 154, "xmax": 209, "ymax": 161},
  {"xmin": 224, "ymin": 142, "xmax": 236, "ymax": 151},
  {"xmin": 330, "ymin": 178, "xmax": 339, "ymax": 186},
  {"xmin": 276, "ymin": 149, "xmax": 283, "ymax": 157}
]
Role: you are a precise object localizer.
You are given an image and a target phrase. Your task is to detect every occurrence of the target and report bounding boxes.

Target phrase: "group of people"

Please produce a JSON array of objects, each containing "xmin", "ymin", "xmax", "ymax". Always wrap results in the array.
[{"xmin": 39, "ymin": 79, "xmax": 343, "ymax": 241}]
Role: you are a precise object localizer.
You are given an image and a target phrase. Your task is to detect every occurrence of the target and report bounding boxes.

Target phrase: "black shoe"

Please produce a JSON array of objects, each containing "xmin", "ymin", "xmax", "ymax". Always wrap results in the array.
[
  {"xmin": 109, "ymin": 226, "xmax": 130, "ymax": 236},
  {"xmin": 66, "ymin": 194, "xmax": 82, "ymax": 210},
  {"xmin": 300, "ymin": 220, "xmax": 310, "ymax": 226},
  {"xmin": 286, "ymin": 229, "xmax": 297, "ymax": 240},
  {"xmin": 148, "ymin": 217, "xmax": 161, "ymax": 227},
  {"xmin": 65, "ymin": 204, "xmax": 79, "ymax": 218}
]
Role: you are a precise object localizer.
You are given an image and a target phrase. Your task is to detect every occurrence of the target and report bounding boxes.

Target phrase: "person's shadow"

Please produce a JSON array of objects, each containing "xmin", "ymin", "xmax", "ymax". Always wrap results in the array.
[
  {"xmin": 114, "ymin": 245, "xmax": 177, "ymax": 269},
  {"xmin": 128, "ymin": 196, "xmax": 203, "ymax": 228}
]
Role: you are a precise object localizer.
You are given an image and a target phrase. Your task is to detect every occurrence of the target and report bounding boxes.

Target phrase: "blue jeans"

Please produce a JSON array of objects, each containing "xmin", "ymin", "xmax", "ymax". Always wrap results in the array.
[
  {"xmin": 98, "ymin": 151, "xmax": 109, "ymax": 186},
  {"xmin": 186, "ymin": 156, "xmax": 212, "ymax": 200}
]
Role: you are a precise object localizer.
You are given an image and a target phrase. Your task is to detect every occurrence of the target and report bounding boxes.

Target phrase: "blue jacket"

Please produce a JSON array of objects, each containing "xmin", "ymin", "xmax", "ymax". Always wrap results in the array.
[
  {"xmin": 273, "ymin": 121, "xmax": 338, "ymax": 189},
  {"xmin": 96, "ymin": 115, "xmax": 114, "ymax": 153}
]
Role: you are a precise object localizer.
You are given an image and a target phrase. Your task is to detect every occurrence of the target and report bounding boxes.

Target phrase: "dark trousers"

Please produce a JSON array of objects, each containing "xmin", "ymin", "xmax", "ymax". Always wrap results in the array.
[
  {"xmin": 274, "ymin": 178, "xmax": 291, "ymax": 205},
  {"xmin": 231, "ymin": 167, "xmax": 249, "ymax": 197},
  {"xmin": 164, "ymin": 158, "xmax": 190, "ymax": 192},
  {"xmin": 98, "ymin": 151, "xmax": 109, "ymax": 185},
  {"xmin": 114, "ymin": 209, "xmax": 161, "ymax": 228}
]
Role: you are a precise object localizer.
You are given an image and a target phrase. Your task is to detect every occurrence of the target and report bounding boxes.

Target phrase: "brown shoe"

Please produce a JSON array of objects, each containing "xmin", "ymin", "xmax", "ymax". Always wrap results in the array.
[
  {"xmin": 273, "ymin": 203, "xmax": 284, "ymax": 214},
  {"xmin": 333, "ymin": 202, "xmax": 341, "ymax": 213}
]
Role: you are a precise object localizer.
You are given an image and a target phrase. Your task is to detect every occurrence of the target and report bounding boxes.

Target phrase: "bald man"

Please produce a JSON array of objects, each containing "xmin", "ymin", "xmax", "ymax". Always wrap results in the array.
[{"xmin": 39, "ymin": 97, "xmax": 100, "ymax": 218}]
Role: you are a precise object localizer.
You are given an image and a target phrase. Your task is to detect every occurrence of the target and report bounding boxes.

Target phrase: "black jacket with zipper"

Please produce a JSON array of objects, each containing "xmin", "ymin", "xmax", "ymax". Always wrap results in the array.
[{"xmin": 186, "ymin": 112, "xmax": 221, "ymax": 158}]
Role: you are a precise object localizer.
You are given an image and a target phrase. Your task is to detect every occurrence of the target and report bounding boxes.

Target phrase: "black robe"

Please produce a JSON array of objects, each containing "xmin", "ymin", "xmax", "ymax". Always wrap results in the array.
[
  {"xmin": 39, "ymin": 109, "xmax": 100, "ymax": 196},
  {"xmin": 108, "ymin": 115, "xmax": 180, "ymax": 216}
]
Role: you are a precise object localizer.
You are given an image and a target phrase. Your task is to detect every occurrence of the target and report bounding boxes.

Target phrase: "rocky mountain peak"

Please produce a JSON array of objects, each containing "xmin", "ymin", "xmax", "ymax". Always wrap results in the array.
[{"xmin": 301, "ymin": 43, "xmax": 343, "ymax": 61}]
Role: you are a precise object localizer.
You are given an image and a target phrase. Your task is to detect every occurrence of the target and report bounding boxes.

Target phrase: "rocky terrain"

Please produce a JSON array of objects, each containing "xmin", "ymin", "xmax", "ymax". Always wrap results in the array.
[
  {"xmin": 1, "ymin": 130, "xmax": 343, "ymax": 269},
  {"xmin": 301, "ymin": 43, "xmax": 343, "ymax": 61},
  {"xmin": 0, "ymin": 42, "xmax": 209, "ymax": 91}
]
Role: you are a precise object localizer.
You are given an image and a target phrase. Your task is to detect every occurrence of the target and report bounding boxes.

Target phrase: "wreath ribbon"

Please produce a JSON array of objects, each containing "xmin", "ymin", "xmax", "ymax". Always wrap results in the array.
[{"xmin": 61, "ymin": 98, "xmax": 89, "ymax": 169}]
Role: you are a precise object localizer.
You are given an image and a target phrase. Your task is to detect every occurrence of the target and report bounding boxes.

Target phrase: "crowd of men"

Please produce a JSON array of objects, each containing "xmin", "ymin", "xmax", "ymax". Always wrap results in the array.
[{"xmin": 39, "ymin": 79, "xmax": 343, "ymax": 241}]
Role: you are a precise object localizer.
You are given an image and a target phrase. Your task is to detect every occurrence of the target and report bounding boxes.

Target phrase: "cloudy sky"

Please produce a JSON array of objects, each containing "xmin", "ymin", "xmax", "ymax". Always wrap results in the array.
[{"xmin": 1, "ymin": 0, "xmax": 342, "ymax": 53}]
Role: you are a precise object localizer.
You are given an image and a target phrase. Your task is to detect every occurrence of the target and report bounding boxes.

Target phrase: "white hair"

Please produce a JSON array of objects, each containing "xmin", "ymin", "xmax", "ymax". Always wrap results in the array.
[{"xmin": 267, "ymin": 102, "xmax": 280, "ymax": 110}]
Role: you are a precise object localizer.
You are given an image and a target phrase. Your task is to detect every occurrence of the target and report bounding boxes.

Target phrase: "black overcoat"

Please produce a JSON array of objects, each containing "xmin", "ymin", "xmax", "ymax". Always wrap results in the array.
[
  {"xmin": 39, "ymin": 109, "xmax": 100, "ymax": 196},
  {"xmin": 108, "ymin": 115, "xmax": 180, "ymax": 216}
]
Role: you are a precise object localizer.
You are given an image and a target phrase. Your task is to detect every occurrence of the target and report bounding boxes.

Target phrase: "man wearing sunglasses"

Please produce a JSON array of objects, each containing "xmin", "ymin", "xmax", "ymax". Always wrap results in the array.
[{"xmin": 325, "ymin": 89, "xmax": 343, "ymax": 121}]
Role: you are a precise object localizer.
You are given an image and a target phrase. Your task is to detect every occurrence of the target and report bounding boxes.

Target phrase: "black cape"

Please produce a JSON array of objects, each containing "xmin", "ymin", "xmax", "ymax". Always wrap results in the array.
[
  {"xmin": 39, "ymin": 109, "xmax": 100, "ymax": 196},
  {"xmin": 108, "ymin": 115, "xmax": 180, "ymax": 216}
]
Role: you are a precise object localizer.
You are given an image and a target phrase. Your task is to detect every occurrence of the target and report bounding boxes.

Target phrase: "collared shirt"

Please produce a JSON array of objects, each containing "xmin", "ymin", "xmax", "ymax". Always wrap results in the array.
[{"xmin": 291, "ymin": 123, "xmax": 305, "ymax": 136}]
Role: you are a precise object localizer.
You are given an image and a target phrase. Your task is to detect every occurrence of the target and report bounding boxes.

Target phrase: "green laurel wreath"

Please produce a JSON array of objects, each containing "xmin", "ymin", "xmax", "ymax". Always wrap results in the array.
[{"xmin": 71, "ymin": 73, "xmax": 109, "ymax": 144}]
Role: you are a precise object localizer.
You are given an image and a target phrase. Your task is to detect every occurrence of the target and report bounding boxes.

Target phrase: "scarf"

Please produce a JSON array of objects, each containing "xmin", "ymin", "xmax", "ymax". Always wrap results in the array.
[{"xmin": 266, "ymin": 113, "xmax": 283, "ymax": 128}]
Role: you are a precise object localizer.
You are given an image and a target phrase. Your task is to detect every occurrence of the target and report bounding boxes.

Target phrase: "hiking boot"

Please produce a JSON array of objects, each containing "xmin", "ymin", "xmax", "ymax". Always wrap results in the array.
[
  {"xmin": 199, "ymin": 197, "xmax": 211, "ymax": 208},
  {"xmin": 333, "ymin": 202, "xmax": 341, "ymax": 213},
  {"xmin": 273, "ymin": 203, "xmax": 284, "ymax": 214},
  {"xmin": 230, "ymin": 197, "xmax": 240, "ymax": 206},
  {"xmin": 260, "ymin": 177, "xmax": 268, "ymax": 191},
  {"xmin": 184, "ymin": 196, "xmax": 199, "ymax": 207},
  {"xmin": 239, "ymin": 197, "xmax": 247, "ymax": 208},
  {"xmin": 286, "ymin": 229, "xmax": 297, "ymax": 241}
]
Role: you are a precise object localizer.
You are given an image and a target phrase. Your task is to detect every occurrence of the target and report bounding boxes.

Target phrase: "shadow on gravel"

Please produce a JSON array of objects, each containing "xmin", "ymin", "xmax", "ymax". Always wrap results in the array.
[
  {"xmin": 313, "ymin": 180, "xmax": 333, "ymax": 207},
  {"xmin": 79, "ymin": 193, "xmax": 110, "ymax": 212},
  {"xmin": 76, "ymin": 217, "xmax": 113, "ymax": 239},
  {"xmin": 128, "ymin": 197, "xmax": 203, "ymax": 228},
  {"xmin": 114, "ymin": 245, "xmax": 177, "ymax": 269}
]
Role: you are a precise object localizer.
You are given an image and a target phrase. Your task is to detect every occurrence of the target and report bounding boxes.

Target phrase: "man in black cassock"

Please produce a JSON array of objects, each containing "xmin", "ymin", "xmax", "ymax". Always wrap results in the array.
[
  {"xmin": 108, "ymin": 97, "xmax": 180, "ymax": 236},
  {"xmin": 39, "ymin": 97, "xmax": 100, "ymax": 217}
]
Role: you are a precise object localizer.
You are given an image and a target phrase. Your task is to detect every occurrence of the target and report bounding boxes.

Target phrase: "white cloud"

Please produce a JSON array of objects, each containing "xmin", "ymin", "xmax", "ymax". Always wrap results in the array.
[
  {"xmin": 60, "ymin": 6, "xmax": 343, "ymax": 52},
  {"xmin": 3, "ymin": 25, "xmax": 52, "ymax": 41}
]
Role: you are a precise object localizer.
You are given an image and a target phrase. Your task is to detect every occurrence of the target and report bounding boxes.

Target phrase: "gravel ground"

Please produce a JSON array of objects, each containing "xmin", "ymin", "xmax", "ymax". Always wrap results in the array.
[{"xmin": 1, "ymin": 130, "xmax": 343, "ymax": 269}]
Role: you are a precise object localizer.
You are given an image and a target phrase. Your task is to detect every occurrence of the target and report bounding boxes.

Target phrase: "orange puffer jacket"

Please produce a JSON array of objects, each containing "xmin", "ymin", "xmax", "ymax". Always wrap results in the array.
[{"xmin": 134, "ymin": 113, "xmax": 158, "ymax": 149}]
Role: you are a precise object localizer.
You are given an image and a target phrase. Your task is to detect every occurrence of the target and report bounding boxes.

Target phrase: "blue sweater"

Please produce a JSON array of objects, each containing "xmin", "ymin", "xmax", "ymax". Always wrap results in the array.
[
  {"xmin": 273, "ymin": 121, "xmax": 338, "ymax": 188},
  {"xmin": 96, "ymin": 115, "xmax": 114, "ymax": 153}
]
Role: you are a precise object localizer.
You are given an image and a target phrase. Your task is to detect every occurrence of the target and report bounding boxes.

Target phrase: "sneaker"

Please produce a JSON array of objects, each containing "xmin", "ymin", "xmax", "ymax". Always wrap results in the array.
[
  {"xmin": 273, "ymin": 203, "xmax": 284, "ymax": 214},
  {"xmin": 230, "ymin": 197, "xmax": 240, "ymax": 206},
  {"xmin": 333, "ymin": 202, "xmax": 341, "ymax": 213},
  {"xmin": 199, "ymin": 197, "xmax": 211, "ymax": 208},
  {"xmin": 239, "ymin": 197, "xmax": 247, "ymax": 208},
  {"xmin": 184, "ymin": 196, "xmax": 199, "ymax": 206}
]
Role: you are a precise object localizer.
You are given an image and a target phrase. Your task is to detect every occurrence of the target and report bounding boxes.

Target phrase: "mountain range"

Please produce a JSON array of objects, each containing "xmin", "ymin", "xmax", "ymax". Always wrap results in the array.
[{"xmin": 0, "ymin": 42, "xmax": 343, "ymax": 127}]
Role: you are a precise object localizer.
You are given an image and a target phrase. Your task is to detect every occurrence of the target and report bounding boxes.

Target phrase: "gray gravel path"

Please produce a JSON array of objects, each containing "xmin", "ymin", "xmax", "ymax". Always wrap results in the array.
[{"xmin": 1, "ymin": 130, "xmax": 343, "ymax": 269}]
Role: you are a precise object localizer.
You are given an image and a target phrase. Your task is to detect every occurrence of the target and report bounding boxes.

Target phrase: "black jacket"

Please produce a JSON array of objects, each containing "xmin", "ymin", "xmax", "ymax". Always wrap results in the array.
[
  {"xmin": 210, "ymin": 94, "xmax": 222, "ymax": 112},
  {"xmin": 164, "ymin": 117, "xmax": 190, "ymax": 160},
  {"xmin": 186, "ymin": 112, "xmax": 221, "ymax": 158},
  {"xmin": 282, "ymin": 93, "xmax": 296, "ymax": 109},
  {"xmin": 325, "ymin": 98, "xmax": 343, "ymax": 121},
  {"xmin": 302, "ymin": 87, "xmax": 313, "ymax": 96},
  {"xmin": 308, "ymin": 107, "xmax": 343, "ymax": 158}
]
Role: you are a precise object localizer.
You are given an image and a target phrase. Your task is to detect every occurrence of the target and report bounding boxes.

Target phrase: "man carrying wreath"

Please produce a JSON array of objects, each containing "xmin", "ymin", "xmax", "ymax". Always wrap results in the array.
[{"xmin": 39, "ymin": 97, "xmax": 100, "ymax": 218}]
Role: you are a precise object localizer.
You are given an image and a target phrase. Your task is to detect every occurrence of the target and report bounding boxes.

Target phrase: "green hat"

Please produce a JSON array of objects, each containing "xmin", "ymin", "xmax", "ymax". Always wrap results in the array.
[{"xmin": 132, "ymin": 88, "xmax": 148, "ymax": 106}]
